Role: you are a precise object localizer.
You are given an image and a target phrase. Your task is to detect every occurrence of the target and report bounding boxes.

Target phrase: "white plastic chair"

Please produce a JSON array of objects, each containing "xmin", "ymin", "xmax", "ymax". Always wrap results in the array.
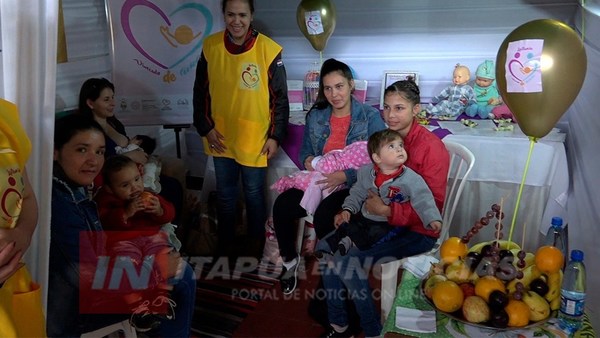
[
  {"xmin": 80, "ymin": 319, "xmax": 137, "ymax": 338},
  {"xmin": 379, "ymin": 140, "xmax": 475, "ymax": 323},
  {"xmin": 297, "ymin": 213, "xmax": 314, "ymax": 256}
]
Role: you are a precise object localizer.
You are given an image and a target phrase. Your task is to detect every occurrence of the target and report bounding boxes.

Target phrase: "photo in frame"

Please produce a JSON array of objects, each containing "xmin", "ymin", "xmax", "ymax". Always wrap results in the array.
[{"xmin": 380, "ymin": 71, "xmax": 419, "ymax": 107}]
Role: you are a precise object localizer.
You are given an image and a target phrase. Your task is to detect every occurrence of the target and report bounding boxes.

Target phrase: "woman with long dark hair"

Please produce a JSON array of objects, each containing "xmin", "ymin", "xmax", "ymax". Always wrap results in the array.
[{"xmin": 272, "ymin": 58, "xmax": 386, "ymax": 295}]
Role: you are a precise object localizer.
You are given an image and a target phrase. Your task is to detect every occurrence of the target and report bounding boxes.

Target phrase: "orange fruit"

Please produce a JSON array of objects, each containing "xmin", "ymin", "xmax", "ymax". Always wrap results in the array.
[
  {"xmin": 440, "ymin": 237, "xmax": 468, "ymax": 263},
  {"xmin": 505, "ymin": 299, "xmax": 530, "ymax": 327},
  {"xmin": 432, "ymin": 280, "xmax": 464, "ymax": 313},
  {"xmin": 535, "ymin": 246, "xmax": 564, "ymax": 274},
  {"xmin": 474, "ymin": 276, "xmax": 506, "ymax": 302}
]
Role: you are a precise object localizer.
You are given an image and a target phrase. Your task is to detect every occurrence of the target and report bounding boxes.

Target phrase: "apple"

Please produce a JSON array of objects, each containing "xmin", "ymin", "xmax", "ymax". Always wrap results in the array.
[
  {"xmin": 141, "ymin": 191, "xmax": 154, "ymax": 208},
  {"xmin": 459, "ymin": 283, "xmax": 476, "ymax": 298}
]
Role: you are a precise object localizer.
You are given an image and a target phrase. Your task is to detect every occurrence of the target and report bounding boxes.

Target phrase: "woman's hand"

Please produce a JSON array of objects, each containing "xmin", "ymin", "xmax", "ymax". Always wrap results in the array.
[
  {"xmin": 365, "ymin": 190, "xmax": 391, "ymax": 217},
  {"xmin": 206, "ymin": 129, "xmax": 226, "ymax": 153},
  {"xmin": 261, "ymin": 138, "xmax": 278, "ymax": 159},
  {"xmin": 316, "ymin": 171, "xmax": 347, "ymax": 193},
  {"xmin": 123, "ymin": 150, "xmax": 148, "ymax": 164},
  {"xmin": 0, "ymin": 242, "xmax": 23, "ymax": 284}
]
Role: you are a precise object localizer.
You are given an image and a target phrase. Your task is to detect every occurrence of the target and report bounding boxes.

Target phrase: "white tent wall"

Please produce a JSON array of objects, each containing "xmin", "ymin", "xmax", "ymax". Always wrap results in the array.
[
  {"xmin": 253, "ymin": 0, "xmax": 578, "ymax": 102},
  {"xmin": 566, "ymin": 4, "xmax": 600, "ymax": 328},
  {"xmin": 53, "ymin": 0, "xmax": 599, "ymax": 330}
]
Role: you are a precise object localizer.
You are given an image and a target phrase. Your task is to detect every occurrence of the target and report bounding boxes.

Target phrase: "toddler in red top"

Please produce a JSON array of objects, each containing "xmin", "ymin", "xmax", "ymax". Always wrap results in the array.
[{"xmin": 95, "ymin": 155, "xmax": 178, "ymax": 332}]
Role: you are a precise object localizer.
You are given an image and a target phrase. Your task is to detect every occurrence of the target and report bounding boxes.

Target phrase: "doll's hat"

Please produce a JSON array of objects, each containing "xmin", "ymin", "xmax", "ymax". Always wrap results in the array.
[{"xmin": 476, "ymin": 60, "xmax": 495, "ymax": 80}]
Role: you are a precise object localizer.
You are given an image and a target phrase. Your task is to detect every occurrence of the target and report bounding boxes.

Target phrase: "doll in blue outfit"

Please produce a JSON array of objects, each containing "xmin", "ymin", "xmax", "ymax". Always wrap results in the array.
[
  {"xmin": 426, "ymin": 64, "xmax": 475, "ymax": 117},
  {"xmin": 466, "ymin": 60, "xmax": 503, "ymax": 119}
]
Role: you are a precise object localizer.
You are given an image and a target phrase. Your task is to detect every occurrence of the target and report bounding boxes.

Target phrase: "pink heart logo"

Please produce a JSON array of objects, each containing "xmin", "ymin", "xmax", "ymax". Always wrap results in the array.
[
  {"xmin": 508, "ymin": 55, "xmax": 539, "ymax": 86},
  {"xmin": 121, "ymin": 0, "xmax": 213, "ymax": 69},
  {"xmin": 508, "ymin": 59, "xmax": 525, "ymax": 84}
]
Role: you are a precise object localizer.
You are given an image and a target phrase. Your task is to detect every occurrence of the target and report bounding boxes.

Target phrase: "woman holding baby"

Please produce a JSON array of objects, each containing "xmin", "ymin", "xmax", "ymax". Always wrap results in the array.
[
  {"xmin": 78, "ymin": 77, "xmax": 183, "ymax": 224},
  {"xmin": 272, "ymin": 58, "xmax": 386, "ymax": 295}
]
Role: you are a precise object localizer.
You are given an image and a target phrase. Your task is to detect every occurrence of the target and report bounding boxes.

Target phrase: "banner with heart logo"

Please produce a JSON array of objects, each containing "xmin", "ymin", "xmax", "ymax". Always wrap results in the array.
[{"xmin": 107, "ymin": 0, "xmax": 223, "ymax": 125}]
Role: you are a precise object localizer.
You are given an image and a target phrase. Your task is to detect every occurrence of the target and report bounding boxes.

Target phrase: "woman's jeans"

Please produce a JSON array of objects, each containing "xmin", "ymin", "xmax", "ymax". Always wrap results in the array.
[
  {"xmin": 155, "ymin": 261, "xmax": 196, "ymax": 337},
  {"xmin": 320, "ymin": 231, "xmax": 435, "ymax": 337},
  {"xmin": 213, "ymin": 157, "xmax": 267, "ymax": 248}
]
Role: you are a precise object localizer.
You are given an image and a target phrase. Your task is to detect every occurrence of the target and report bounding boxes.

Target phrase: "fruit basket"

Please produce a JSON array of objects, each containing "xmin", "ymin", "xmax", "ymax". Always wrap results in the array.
[
  {"xmin": 420, "ymin": 278, "xmax": 556, "ymax": 330},
  {"xmin": 421, "ymin": 203, "xmax": 563, "ymax": 330}
]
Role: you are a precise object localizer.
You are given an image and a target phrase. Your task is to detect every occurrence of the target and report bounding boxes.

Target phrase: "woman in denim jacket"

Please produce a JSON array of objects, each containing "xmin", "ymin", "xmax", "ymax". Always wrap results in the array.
[
  {"xmin": 47, "ymin": 114, "xmax": 196, "ymax": 337},
  {"xmin": 273, "ymin": 58, "xmax": 386, "ymax": 295}
]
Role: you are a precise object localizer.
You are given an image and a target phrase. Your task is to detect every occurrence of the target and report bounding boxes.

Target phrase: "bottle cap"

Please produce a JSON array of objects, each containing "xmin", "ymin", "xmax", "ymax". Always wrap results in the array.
[
  {"xmin": 570, "ymin": 249, "xmax": 584, "ymax": 262},
  {"xmin": 551, "ymin": 216, "xmax": 563, "ymax": 227}
]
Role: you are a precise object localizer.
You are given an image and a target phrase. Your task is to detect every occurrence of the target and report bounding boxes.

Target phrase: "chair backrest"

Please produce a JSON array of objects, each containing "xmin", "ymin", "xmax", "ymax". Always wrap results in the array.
[{"xmin": 438, "ymin": 140, "xmax": 475, "ymax": 243}]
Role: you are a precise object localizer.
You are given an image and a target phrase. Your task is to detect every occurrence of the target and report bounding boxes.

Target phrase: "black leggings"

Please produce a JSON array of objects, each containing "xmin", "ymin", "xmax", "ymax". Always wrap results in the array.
[{"xmin": 272, "ymin": 188, "xmax": 349, "ymax": 262}]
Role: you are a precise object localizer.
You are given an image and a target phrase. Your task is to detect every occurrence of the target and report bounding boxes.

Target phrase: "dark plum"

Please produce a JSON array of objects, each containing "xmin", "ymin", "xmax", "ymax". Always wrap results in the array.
[
  {"xmin": 499, "ymin": 249, "xmax": 512, "ymax": 257},
  {"xmin": 464, "ymin": 251, "xmax": 482, "ymax": 271},
  {"xmin": 488, "ymin": 290, "xmax": 509, "ymax": 311},
  {"xmin": 480, "ymin": 244, "xmax": 493, "ymax": 257},
  {"xmin": 529, "ymin": 278, "xmax": 550, "ymax": 297},
  {"xmin": 490, "ymin": 309, "xmax": 509, "ymax": 328}
]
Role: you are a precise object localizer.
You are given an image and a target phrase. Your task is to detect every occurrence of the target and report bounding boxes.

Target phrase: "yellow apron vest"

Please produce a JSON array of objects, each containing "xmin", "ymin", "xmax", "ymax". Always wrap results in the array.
[{"xmin": 203, "ymin": 32, "xmax": 282, "ymax": 167}]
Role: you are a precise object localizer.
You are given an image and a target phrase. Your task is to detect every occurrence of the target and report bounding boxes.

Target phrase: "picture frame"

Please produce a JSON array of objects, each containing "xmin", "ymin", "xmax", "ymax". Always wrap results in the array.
[{"xmin": 380, "ymin": 71, "xmax": 419, "ymax": 107}]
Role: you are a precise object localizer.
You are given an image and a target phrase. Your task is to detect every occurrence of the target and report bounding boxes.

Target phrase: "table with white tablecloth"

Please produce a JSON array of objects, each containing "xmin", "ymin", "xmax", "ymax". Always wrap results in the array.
[{"xmin": 437, "ymin": 121, "xmax": 568, "ymax": 251}]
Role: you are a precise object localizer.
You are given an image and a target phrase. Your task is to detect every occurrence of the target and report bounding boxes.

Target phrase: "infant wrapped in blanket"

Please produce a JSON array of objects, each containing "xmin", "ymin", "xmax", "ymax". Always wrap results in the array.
[{"xmin": 271, "ymin": 141, "xmax": 370, "ymax": 214}]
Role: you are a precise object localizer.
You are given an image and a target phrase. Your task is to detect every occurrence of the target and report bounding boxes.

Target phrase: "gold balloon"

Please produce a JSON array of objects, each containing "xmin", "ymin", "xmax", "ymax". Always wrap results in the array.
[
  {"xmin": 296, "ymin": 0, "xmax": 336, "ymax": 52},
  {"xmin": 496, "ymin": 19, "xmax": 587, "ymax": 138}
]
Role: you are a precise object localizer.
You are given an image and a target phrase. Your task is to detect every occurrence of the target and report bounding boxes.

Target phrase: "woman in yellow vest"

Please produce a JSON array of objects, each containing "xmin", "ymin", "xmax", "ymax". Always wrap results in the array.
[
  {"xmin": 0, "ymin": 99, "xmax": 44, "ymax": 337},
  {"xmin": 193, "ymin": 0, "xmax": 289, "ymax": 257}
]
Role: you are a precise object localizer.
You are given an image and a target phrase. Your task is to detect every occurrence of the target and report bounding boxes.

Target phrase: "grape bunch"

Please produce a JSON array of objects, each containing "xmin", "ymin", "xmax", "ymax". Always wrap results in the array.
[
  {"xmin": 510, "ymin": 250, "xmax": 528, "ymax": 300},
  {"xmin": 461, "ymin": 203, "xmax": 505, "ymax": 244}
]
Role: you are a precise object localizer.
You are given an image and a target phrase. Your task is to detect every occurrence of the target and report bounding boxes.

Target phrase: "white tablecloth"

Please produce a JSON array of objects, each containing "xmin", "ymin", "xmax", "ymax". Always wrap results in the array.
[{"xmin": 444, "ymin": 134, "xmax": 568, "ymax": 251}]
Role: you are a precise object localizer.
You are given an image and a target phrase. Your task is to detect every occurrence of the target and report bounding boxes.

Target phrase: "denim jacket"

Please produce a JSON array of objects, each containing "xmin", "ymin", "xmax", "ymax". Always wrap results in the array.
[
  {"xmin": 47, "ymin": 174, "xmax": 106, "ymax": 337},
  {"xmin": 299, "ymin": 97, "xmax": 386, "ymax": 185}
]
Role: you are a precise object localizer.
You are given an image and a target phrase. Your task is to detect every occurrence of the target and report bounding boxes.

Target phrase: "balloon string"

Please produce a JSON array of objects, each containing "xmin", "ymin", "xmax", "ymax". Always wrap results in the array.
[
  {"xmin": 319, "ymin": 51, "xmax": 323, "ymax": 65},
  {"xmin": 581, "ymin": 0, "xmax": 586, "ymax": 41},
  {"xmin": 508, "ymin": 137, "xmax": 537, "ymax": 243}
]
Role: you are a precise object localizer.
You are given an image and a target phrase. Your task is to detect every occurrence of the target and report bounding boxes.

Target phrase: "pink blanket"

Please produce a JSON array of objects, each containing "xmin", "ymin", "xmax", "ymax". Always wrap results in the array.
[{"xmin": 271, "ymin": 141, "xmax": 370, "ymax": 213}]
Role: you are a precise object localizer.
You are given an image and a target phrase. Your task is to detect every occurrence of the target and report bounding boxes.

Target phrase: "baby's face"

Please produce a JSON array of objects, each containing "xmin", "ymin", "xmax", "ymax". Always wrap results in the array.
[
  {"xmin": 453, "ymin": 68, "xmax": 470, "ymax": 85},
  {"xmin": 131, "ymin": 136, "xmax": 143, "ymax": 146},
  {"xmin": 375, "ymin": 138, "xmax": 407, "ymax": 170},
  {"xmin": 475, "ymin": 77, "xmax": 494, "ymax": 88},
  {"xmin": 107, "ymin": 163, "xmax": 144, "ymax": 201}
]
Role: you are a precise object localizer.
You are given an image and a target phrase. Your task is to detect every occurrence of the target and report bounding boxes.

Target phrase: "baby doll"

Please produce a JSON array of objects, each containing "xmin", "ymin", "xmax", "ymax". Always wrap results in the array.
[
  {"xmin": 271, "ymin": 141, "xmax": 370, "ymax": 214},
  {"xmin": 426, "ymin": 64, "xmax": 476, "ymax": 117},
  {"xmin": 115, "ymin": 135, "xmax": 162, "ymax": 193},
  {"xmin": 466, "ymin": 60, "xmax": 503, "ymax": 118}
]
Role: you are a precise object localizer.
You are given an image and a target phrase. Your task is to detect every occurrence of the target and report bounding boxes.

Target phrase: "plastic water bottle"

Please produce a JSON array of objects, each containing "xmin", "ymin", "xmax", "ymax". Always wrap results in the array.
[
  {"xmin": 544, "ymin": 216, "xmax": 568, "ymax": 267},
  {"xmin": 558, "ymin": 249, "xmax": 586, "ymax": 334}
]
